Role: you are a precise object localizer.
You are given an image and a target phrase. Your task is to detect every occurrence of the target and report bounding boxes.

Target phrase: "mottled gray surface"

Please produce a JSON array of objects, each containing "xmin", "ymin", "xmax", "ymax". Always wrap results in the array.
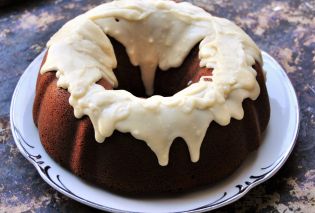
[{"xmin": 0, "ymin": 0, "xmax": 314, "ymax": 212}]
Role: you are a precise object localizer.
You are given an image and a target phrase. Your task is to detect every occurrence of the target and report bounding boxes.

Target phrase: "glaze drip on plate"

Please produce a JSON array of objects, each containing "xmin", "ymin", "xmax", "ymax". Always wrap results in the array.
[{"xmin": 41, "ymin": 0, "xmax": 263, "ymax": 166}]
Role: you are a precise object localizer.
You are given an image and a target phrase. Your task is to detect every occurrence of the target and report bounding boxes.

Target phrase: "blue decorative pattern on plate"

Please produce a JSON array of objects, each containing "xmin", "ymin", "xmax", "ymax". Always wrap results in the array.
[{"xmin": 11, "ymin": 51, "xmax": 299, "ymax": 213}]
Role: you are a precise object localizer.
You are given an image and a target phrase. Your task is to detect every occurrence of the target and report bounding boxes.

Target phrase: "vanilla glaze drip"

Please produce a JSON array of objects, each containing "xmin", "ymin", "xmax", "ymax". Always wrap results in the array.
[{"xmin": 41, "ymin": 0, "xmax": 263, "ymax": 166}]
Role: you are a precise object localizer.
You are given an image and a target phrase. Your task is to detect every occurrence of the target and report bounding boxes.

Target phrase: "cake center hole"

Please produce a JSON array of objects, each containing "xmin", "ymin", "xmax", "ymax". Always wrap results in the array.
[{"xmin": 108, "ymin": 37, "xmax": 213, "ymax": 98}]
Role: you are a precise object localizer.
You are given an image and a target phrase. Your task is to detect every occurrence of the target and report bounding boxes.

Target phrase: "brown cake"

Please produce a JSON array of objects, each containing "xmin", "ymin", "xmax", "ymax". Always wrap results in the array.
[{"xmin": 33, "ymin": 0, "xmax": 270, "ymax": 195}]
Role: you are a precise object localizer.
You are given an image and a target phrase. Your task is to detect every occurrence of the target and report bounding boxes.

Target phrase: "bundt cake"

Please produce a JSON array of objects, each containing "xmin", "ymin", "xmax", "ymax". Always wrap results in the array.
[{"xmin": 33, "ymin": 0, "xmax": 270, "ymax": 194}]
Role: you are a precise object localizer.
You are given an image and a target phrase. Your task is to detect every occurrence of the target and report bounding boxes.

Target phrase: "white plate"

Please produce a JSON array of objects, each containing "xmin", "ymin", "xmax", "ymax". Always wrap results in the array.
[{"xmin": 10, "ymin": 51, "xmax": 299, "ymax": 213}]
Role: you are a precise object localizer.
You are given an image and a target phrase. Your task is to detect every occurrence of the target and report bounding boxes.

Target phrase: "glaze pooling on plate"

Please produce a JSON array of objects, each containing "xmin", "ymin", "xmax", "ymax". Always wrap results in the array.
[{"xmin": 40, "ymin": 0, "xmax": 262, "ymax": 166}]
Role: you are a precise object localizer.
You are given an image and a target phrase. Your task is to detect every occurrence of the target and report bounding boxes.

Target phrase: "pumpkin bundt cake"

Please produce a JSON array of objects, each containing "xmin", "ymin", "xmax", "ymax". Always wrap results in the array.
[{"xmin": 33, "ymin": 0, "xmax": 270, "ymax": 194}]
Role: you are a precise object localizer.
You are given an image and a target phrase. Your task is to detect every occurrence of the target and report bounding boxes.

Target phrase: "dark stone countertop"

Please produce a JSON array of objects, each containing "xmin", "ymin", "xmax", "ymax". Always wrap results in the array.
[{"xmin": 0, "ymin": 0, "xmax": 314, "ymax": 212}]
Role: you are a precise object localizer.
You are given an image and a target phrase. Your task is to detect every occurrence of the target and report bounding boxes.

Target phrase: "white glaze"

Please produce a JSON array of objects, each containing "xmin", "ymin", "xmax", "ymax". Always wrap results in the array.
[{"xmin": 41, "ymin": 0, "xmax": 263, "ymax": 166}]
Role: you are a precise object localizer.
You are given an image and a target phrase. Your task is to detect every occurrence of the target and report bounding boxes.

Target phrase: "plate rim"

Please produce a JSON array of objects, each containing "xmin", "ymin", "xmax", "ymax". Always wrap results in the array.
[{"xmin": 10, "ymin": 51, "xmax": 300, "ymax": 213}]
